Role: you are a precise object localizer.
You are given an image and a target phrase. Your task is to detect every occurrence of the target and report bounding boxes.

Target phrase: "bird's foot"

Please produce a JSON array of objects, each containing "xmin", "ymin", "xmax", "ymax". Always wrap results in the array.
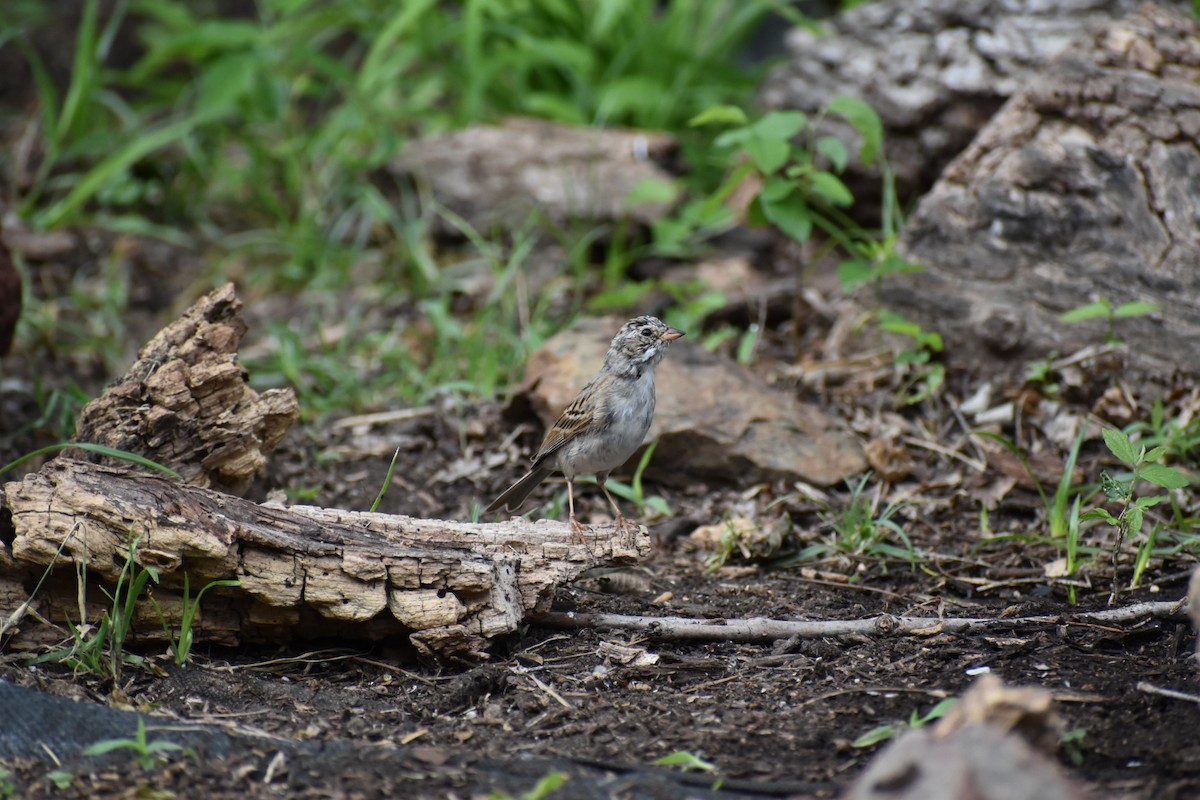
[{"xmin": 569, "ymin": 515, "xmax": 588, "ymax": 545}]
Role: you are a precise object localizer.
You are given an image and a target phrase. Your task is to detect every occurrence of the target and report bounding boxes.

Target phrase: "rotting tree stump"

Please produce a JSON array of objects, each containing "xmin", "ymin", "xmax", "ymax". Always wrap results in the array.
[{"xmin": 0, "ymin": 459, "xmax": 647, "ymax": 659}]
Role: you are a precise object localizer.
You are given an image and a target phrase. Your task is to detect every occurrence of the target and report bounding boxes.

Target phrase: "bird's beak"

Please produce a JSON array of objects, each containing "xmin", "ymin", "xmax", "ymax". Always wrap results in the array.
[{"xmin": 661, "ymin": 327, "xmax": 685, "ymax": 341}]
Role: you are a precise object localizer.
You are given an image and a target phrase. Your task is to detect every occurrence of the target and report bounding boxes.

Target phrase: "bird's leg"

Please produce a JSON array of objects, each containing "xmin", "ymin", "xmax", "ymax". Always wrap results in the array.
[
  {"xmin": 597, "ymin": 474, "xmax": 631, "ymax": 534},
  {"xmin": 567, "ymin": 479, "xmax": 587, "ymax": 543}
]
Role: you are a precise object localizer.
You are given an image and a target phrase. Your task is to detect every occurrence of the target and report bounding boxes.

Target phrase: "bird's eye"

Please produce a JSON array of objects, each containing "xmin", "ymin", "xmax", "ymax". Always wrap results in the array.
[{"xmin": 640, "ymin": 327, "xmax": 654, "ymax": 337}]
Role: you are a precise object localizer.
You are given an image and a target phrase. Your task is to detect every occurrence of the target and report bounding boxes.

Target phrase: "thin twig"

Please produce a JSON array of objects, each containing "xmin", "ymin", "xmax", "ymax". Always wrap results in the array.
[{"xmin": 531, "ymin": 601, "xmax": 1185, "ymax": 644}]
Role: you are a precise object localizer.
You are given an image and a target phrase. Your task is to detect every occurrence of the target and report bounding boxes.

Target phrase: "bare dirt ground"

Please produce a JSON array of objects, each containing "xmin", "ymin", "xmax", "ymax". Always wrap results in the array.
[{"xmin": 3, "ymin": 253, "xmax": 1200, "ymax": 798}]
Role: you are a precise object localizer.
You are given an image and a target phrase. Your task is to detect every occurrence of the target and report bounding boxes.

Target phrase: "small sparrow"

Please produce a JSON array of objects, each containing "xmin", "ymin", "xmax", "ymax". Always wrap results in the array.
[{"xmin": 487, "ymin": 315, "xmax": 684, "ymax": 535}]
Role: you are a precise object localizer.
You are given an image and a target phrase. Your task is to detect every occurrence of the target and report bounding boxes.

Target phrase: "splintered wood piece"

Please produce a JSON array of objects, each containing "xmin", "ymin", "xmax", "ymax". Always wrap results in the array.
[
  {"xmin": 70, "ymin": 282, "xmax": 299, "ymax": 495},
  {"xmin": 0, "ymin": 459, "xmax": 649, "ymax": 659}
]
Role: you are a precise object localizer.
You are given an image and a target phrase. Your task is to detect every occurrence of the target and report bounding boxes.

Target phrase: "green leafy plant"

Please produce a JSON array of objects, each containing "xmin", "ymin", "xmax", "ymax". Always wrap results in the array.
[
  {"xmin": 776, "ymin": 474, "xmax": 918, "ymax": 568},
  {"xmin": 82, "ymin": 716, "xmax": 188, "ymax": 769},
  {"xmin": 1060, "ymin": 727, "xmax": 1087, "ymax": 766},
  {"xmin": 972, "ymin": 427, "xmax": 1097, "ymax": 601},
  {"xmin": 29, "ymin": 531, "xmax": 159, "ymax": 682},
  {"xmin": 1059, "ymin": 298, "xmax": 1159, "ymax": 344},
  {"xmin": 1081, "ymin": 427, "xmax": 1189, "ymax": 604},
  {"xmin": 877, "ymin": 311, "xmax": 944, "ymax": 405},
  {"xmin": 0, "ymin": 767, "xmax": 13, "ymax": 799},
  {"xmin": 852, "ymin": 697, "xmax": 957, "ymax": 748},
  {"xmin": 154, "ymin": 574, "xmax": 240, "ymax": 665}
]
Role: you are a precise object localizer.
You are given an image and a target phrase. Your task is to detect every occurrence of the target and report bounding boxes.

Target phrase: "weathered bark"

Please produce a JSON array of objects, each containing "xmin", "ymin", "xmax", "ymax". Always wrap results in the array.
[
  {"xmin": 759, "ymin": 0, "xmax": 1188, "ymax": 209},
  {"xmin": 0, "ymin": 459, "xmax": 648, "ymax": 659},
  {"xmin": 70, "ymin": 282, "xmax": 299, "ymax": 494},
  {"xmin": 392, "ymin": 117, "xmax": 678, "ymax": 231},
  {"xmin": 886, "ymin": 4, "xmax": 1200, "ymax": 377}
]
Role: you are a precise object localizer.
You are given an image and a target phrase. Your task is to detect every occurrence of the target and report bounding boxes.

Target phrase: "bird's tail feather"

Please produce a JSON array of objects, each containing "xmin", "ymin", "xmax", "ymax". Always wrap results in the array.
[{"xmin": 485, "ymin": 467, "xmax": 552, "ymax": 514}]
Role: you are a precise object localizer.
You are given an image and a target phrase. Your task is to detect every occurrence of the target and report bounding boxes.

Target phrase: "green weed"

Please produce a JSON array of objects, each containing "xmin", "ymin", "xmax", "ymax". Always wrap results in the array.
[
  {"xmin": 654, "ymin": 750, "xmax": 723, "ymax": 791},
  {"xmin": 1081, "ymin": 427, "xmax": 1189, "ymax": 604},
  {"xmin": 28, "ymin": 531, "xmax": 159, "ymax": 683},
  {"xmin": 852, "ymin": 697, "xmax": 957, "ymax": 748},
  {"xmin": 82, "ymin": 716, "xmax": 189, "ymax": 769},
  {"xmin": 1059, "ymin": 298, "xmax": 1159, "ymax": 344},
  {"xmin": 876, "ymin": 311, "xmax": 944, "ymax": 405},
  {"xmin": 814, "ymin": 474, "xmax": 917, "ymax": 565},
  {"xmin": 153, "ymin": 573, "xmax": 240, "ymax": 666}
]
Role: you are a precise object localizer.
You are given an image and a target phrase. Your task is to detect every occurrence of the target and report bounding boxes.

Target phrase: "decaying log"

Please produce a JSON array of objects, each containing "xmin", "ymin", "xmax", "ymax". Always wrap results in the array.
[
  {"xmin": 886, "ymin": 5, "xmax": 1200, "ymax": 377},
  {"xmin": 70, "ymin": 282, "xmax": 299, "ymax": 494},
  {"xmin": 0, "ymin": 459, "xmax": 648, "ymax": 659}
]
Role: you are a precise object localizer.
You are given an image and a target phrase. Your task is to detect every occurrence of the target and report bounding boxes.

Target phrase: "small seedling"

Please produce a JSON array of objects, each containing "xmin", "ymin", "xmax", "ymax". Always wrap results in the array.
[
  {"xmin": 369, "ymin": 446, "xmax": 403, "ymax": 512},
  {"xmin": 655, "ymin": 750, "xmax": 723, "ymax": 790},
  {"xmin": 82, "ymin": 717, "xmax": 187, "ymax": 770},
  {"xmin": 153, "ymin": 573, "xmax": 241, "ymax": 665},
  {"xmin": 1059, "ymin": 298, "xmax": 1159, "ymax": 344},
  {"xmin": 802, "ymin": 473, "xmax": 919, "ymax": 567},
  {"xmin": 877, "ymin": 311, "xmax": 944, "ymax": 405},
  {"xmin": 852, "ymin": 697, "xmax": 957, "ymax": 748},
  {"xmin": 47, "ymin": 771, "xmax": 74, "ymax": 790},
  {"xmin": 1081, "ymin": 427, "xmax": 1189, "ymax": 604}
]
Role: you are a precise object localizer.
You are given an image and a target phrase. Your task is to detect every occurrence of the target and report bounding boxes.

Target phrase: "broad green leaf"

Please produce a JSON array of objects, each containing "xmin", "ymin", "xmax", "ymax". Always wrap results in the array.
[
  {"xmin": 1102, "ymin": 428, "xmax": 1139, "ymax": 465},
  {"xmin": 688, "ymin": 105, "xmax": 749, "ymax": 127},
  {"xmin": 1137, "ymin": 463, "xmax": 1189, "ymax": 489},
  {"xmin": 809, "ymin": 170, "xmax": 854, "ymax": 207},
  {"xmin": 759, "ymin": 175, "xmax": 795, "ymax": 203},
  {"xmin": 760, "ymin": 193, "xmax": 812, "ymax": 242},
  {"xmin": 1143, "ymin": 446, "xmax": 1166, "ymax": 462},
  {"xmin": 1127, "ymin": 506, "xmax": 1144, "ymax": 536},
  {"xmin": 1059, "ymin": 301, "xmax": 1110, "ymax": 323},
  {"xmin": 751, "ymin": 110, "xmax": 807, "ymax": 141},
  {"xmin": 816, "ymin": 135, "xmax": 849, "ymax": 172},
  {"xmin": 837, "ymin": 259, "xmax": 874, "ymax": 292},
  {"xmin": 828, "ymin": 95, "xmax": 882, "ymax": 165},
  {"xmin": 742, "ymin": 132, "xmax": 791, "ymax": 174},
  {"xmin": 196, "ymin": 52, "xmax": 258, "ymax": 118},
  {"xmin": 1080, "ymin": 508, "xmax": 1119, "ymax": 525},
  {"xmin": 1099, "ymin": 471, "xmax": 1129, "ymax": 502}
]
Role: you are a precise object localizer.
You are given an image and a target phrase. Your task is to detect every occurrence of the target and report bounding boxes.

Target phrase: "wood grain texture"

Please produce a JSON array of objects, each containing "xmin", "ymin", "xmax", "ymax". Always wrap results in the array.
[{"xmin": 0, "ymin": 459, "xmax": 649, "ymax": 659}]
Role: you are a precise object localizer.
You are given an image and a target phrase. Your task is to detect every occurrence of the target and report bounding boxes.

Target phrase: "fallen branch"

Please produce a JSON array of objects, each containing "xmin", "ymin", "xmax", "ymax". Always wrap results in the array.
[
  {"xmin": 531, "ymin": 601, "xmax": 1187, "ymax": 643},
  {"xmin": 0, "ymin": 459, "xmax": 648, "ymax": 659}
]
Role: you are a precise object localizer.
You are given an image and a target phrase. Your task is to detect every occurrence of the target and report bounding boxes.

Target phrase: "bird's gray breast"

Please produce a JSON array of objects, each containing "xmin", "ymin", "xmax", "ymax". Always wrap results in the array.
[{"xmin": 558, "ymin": 372, "xmax": 656, "ymax": 477}]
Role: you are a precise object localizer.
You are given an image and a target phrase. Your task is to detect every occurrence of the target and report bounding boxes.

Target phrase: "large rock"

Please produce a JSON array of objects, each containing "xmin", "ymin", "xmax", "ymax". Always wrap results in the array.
[
  {"xmin": 519, "ymin": 316, "xmax": 865, "ymax": 487},
  {"xmin": 759, "ymin": 0, "xmax": 1187, "ymax": 207},
  {"xmin": 885, "ymin": 4, "xmax": 1200, "ymax": 376}
]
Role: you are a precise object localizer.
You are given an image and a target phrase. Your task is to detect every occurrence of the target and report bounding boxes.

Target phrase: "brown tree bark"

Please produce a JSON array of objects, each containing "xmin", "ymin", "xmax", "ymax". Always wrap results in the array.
[
  {"xmin": 70, "ymin": 282, "xmax": 298, "ymax": 495},
  {"xmin": 0, "ymin": 459, "xmax": 647, "ymax": 659}
]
